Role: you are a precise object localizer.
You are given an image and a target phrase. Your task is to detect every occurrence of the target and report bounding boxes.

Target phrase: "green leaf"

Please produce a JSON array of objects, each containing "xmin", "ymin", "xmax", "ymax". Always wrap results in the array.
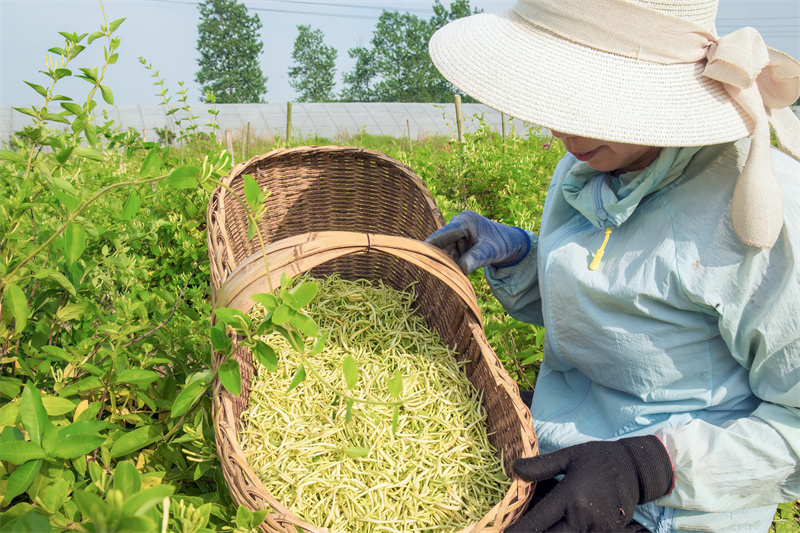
[
  {"xmin": 343, "ymin": 355, "xmax": 358, "ymax": 390},
  {"xmin": 387, "ymin": 368, "xmax": 403, "ymax": 399},
  {"xmin": 87, "ymin": 31, "xmax": 104, "ymax": 44},
  {"xmin": 55, "ymin": 301, "xmax": 91, "ymax": 322},
  {"xmin": 289, "ymin": 313, "xmax": 319, "ymax": 337},
  {"xmin": 85, "ymin": 122, "xmax": 97, "ymax": 145},
  {"xmin": 346, "ymin": 446, "xmax": 369, "ymax": 458},
  {"xmin": 109, "ymin": 17, "xmax": 126, "ymax": 33},
  {"xmin": 209, "ymin": 321, "xmax": 232, "ymax": 354},
  {"xmin": 308, "ymin": 331, "xmax": 328, "ymax": 356},
  {"xmin": 3, "ymin": 507, "xmax": 52, "ymax": 533},
  {"xmin": 243, "ymin": 174, "xmax": 262, "ymax": 211},
  {"xmin": 55, "ymin": 146, "xmax": 75, "ymax": 165},
  {"xmin": 13, "ymin": 107, "xmax": 38, "ymax": 119},
  {"xmin": 60, "ymin": 102, "xmax": 84, "ymax": 115},
  {"xmin": 0, "ymin": 440, "xmax": 45, "ymax": 465},
  {"xmin": 72, "ymin": 146, "xmax": 104, "ymax": 161},
  {"xmin": 54, "ymin": 189, "xmax": 80, "ymax": 212},
  {"xmin": 170, "ymin": 380, "xmax": 208, "ymax": 419},
  {"xmin": 120, "ymin": 189, "xmax": 142, "ymax": 220},
  {"xmin": 276, "ymin": 326, "xmax": 304, "ymax": 353},
  {"xmin": 280, "ymin": 291, "xmax": 300, "ymax": 311},
  {"xmin": 100, "ymin": 84, "xmax": 114, "ymax": 105},
  {"xmin": 69, "ymin": 44, "xmax": 86, "ymax": 60},
  {"xmin": 0, "ymin": 149, "xmax": 26, "ymax": 164},
  {"xmin": 64, "ymin": 222, "xmax": 86, "ymax": 264},
  {"xmin": 41, "ymin": 420, "xmax": 58, "ymax": 456},
  {"xmin": 109, "ymin": 425, "xmax": 162, "ymax": 458},
  {"xmin": 251, "ymin": 293, "xmax": 279, "ymax": 311},
  {"xmin": 166, "ymin": 165, "xmax": 200, "ymax": 189},
  {"xmin": 40, "ymin": 396, "xmax": 76, "ymax": 416},
  {"xmin": 252, "ymin": 510, "xmax": 268, "ymax": 529},
  {"xmin": 20, "ymin": 383, "xmax": 47, "ymax": 446},
  {"xmin": 58, "ymin": 376, "xmax": 102, "ymax": 398},
  {"xmin": 0, "ymin": 402, "xmax": 21, "ymax": 427},
  {"xmin": 34, "ymin": 269, "xmax": 77, "ymax": 297},
  {"xmin": 23, "ymin": 81, "xmax": 47, "ymax": 98},
  {"xmin": 43, "ymin": 112, "xmax": 70, "ymax": 124},
  {"xmin": 3, "ymin": 459, "xmax": 42, "ymax": 504},
  {"xmin": 71, "ymin": 113, "xmax": 88, "ymax": 134},
  {"xmin": 271, "ymin": 304, "xmax": 293, "ymax": 325},
  {"xmin": 218, "ymin": 360, "xmax": 242, "ymax": 396},
  {"xmin": 116, "ymin": 369, "xmax": 159, "ymax": 386},
  {"xmin": 214, "ymin": 308, "xmax": 251, "ymax": 333},
  {"xmin": 78, "ymin": 67, "xmax": 98, "ymax": 82},
  {"xmin": 41, "ymin": 478, "xmax": 68, "ymax": 515},
  {"xmin": 59, "ymin": 421, "xmax": 110, "ymax": 438},
  {"xmin": 252, "ymin": 341, "xmax": 278, "ymax": 372},
  {"xmin": 53, "ymin": 434, "xmax": 105, "ymax": 459},
  {"xmin": 291, "ymin": 281, "xmax": 318, "ymax": 308},
  {"xmin": 113, "ymin": 461, "xmax": 141, "ymax": 496},
  {"xmin": 236, "ymin": 505, "xmax": 253, "ymax": 529},
  {"xmin": 287, "ymin": 364, "xmax": 306, "ymax": 393},
  {"xmin": 72, "ymin": 489, "xmax": 105, "ymax": 521},
  {"xmin": 139, "ymin": 150, "xmax": 162, "ymax": 178},
  {"xmin": 4, "ymin": 283, "xmax": 29, "ymax": 333}
]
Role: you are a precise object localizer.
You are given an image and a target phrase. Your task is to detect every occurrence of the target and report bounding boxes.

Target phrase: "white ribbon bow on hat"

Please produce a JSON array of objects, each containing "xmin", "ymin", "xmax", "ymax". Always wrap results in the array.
[
  {"xmin": 704, "ymin": 29, "xmax": 800, "ymax": 247},
  {"xmin": 515, "ymin": 0, "xmax": 800, "ymax": 248}
]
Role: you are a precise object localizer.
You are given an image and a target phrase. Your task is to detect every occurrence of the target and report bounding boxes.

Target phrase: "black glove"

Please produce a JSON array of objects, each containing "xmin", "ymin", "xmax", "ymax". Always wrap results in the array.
[{"xmin": 507, "ymin": 436, "xmax": 673, "ymax": 532}]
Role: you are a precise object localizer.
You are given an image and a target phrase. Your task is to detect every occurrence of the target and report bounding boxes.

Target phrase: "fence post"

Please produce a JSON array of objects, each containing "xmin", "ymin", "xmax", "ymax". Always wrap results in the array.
[
  {"xmin": 454, "ymin": 95, "xmax": 465, "ymax": 144},
  {"xmin": 407, "ymin": 119, "xmax": 412, "ymax": 152},
  {"xmin": 225, "ymin": 129, "xmax": 235, "ymax": 166},
  {"xmin": 243, "ymin": 122, "xmax": 250, "ymax": 161},
  {"xmin": 286, "ymin": 102, "xmax": 293, "ymax": 145},
  {"xmin": 501, "ymin": 112, "xmax": 507, "ymax": 155}
]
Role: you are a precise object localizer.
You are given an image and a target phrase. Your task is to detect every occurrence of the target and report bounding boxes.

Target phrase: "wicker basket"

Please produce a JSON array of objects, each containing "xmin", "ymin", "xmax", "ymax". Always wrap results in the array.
[{"xmin": 207, "ymin": 146, "xmax": 538, "ymax": 533}]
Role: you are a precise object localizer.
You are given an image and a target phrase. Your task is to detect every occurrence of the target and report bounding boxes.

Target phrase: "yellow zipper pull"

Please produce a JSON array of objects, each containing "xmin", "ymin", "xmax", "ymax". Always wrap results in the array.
[{"xmin": 589, "ymin": 227, "xmax": 612, "ymax": 271}]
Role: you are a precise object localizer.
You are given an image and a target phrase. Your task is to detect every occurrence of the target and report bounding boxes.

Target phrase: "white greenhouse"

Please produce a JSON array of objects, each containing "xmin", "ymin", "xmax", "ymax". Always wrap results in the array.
[{"xmin": 1, "ymin": 102, "xmax": 550, "ymax": 146}]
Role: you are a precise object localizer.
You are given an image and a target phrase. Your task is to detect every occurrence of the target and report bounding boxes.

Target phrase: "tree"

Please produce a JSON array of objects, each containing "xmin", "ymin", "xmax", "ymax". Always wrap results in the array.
[
  {"xmin": 340, "ymin": 46, "xmax": 377, "ymax": 102},
  {"xmin": 195, "ymin": 0, "xmax": 268, "ymax": 103},
  {"xmin": 288, "ymin": 25, "xmax": 338, "ymax": 103},
  {"xmin": 340, "ymin": 0, "xmax": 479, "ymax": 103}
]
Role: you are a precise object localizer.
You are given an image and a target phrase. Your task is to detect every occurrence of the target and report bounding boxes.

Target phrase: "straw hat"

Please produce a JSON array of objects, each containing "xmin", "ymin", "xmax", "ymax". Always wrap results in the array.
[{"xmin": 429, "ymin": 0, "xmax": 800, "ymax": 248}]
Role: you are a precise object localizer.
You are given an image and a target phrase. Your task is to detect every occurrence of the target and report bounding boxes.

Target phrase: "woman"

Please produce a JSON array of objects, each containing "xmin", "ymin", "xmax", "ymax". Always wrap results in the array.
[{"xmin": 424, "ymin": 0, "xmax": 800, "ymax": 531}]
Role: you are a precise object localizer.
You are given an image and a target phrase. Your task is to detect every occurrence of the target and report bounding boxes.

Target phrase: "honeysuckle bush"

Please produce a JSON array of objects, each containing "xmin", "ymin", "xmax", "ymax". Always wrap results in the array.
[{"xmin": 0, "ymin": 11, "xmax": 290, "ymax": 532}]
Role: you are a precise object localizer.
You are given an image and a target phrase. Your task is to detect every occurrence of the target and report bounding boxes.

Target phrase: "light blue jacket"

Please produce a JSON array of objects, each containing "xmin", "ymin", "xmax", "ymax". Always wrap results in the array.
[{"xmin": 485, "ymin": 139, "xmax": 800, "ymax": 532}]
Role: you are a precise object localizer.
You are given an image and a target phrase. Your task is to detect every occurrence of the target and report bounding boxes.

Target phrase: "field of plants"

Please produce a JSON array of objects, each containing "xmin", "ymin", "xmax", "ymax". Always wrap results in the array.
[{"xmin": 1, "ymin": 15, "xmax": 798, "ymax": 533}]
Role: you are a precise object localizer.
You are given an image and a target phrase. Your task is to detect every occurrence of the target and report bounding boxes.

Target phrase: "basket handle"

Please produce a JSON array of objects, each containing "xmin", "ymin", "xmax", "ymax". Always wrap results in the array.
[{"xmin": 214, "ymin": 231, "xmax": 482, "ymax": 322}]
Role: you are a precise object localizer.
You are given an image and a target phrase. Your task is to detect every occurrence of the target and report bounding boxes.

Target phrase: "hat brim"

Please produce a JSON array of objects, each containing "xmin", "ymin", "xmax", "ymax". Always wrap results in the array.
[{"xmin": 429, "ymin": 10, "xmax": 752, "ymax": 146}]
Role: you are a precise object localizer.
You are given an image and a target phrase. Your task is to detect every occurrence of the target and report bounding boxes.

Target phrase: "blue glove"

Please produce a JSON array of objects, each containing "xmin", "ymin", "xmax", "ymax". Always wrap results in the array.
[{"xmin": 425, "ymin": 210, "xmax": 531, "ymax": 275}]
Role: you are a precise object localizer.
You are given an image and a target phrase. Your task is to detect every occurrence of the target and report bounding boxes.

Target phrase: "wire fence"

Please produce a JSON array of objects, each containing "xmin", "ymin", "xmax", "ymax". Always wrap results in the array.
[{"xmin": 0, "ymin": 102, "xmax": 547, "ymax": 146}]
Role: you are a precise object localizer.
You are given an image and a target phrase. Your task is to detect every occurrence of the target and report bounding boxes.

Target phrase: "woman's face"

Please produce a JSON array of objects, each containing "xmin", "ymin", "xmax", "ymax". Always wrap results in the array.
[{"xmin": 552, "ymin": 131, "xmax": 662, "ymax": 173}]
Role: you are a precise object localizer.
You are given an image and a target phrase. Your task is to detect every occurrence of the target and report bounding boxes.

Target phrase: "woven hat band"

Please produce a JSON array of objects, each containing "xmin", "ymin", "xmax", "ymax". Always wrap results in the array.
[{"xmin": 511, "ymin": 0, "xmax": 716, "ymax": 64}]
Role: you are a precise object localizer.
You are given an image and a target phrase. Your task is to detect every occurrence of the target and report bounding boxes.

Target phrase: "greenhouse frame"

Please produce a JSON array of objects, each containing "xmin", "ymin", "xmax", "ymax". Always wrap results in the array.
[{"xmin": 1, "ymin": 102, "xmax": 550, "ymax": 146}]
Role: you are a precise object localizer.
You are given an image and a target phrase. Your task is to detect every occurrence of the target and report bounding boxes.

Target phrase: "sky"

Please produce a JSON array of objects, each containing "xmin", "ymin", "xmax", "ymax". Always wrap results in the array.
[{"xmin": 1, "ymin": 0, "xmax": 799, "ymax": 108}]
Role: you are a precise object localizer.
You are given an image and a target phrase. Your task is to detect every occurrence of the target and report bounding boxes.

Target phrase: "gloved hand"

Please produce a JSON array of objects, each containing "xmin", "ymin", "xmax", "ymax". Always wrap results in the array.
[
  {"xmin": 507, "ymin": 436, "xmax": 674, "ymax": 532},
  {"xmin": 424, "ymin": 210, "xmax": 531, "ymax": 275}
]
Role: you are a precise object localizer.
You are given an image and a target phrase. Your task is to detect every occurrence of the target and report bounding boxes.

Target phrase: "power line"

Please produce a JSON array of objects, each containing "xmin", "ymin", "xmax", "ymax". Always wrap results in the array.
[{"xmin": 143, "ymin": 0, "xmax": 431, "ymax": 20}]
